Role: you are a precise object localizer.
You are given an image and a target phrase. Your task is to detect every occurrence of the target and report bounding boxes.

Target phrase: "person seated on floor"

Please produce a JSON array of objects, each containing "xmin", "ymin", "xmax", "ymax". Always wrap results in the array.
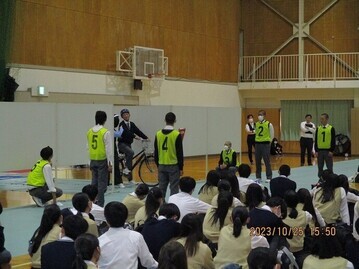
[
  {"xmin": 81, "ymin": 184, "xmax": 106, "ymax": 232},
  {"xmin": 270, "ymin": 138, "xmax": 282, "ymax": 156},
  {"xmin": 203, "ymin": 191, "xmax": 234, "ymax": 245},
  {"xmin": 237, "ymin": 163, "xmax": 259, "ymax": 196},
  {"xmin": 176, "ymin": 213, "xmax": 214, "ymax": 269},
  {"xmin": 198, "ymin": 170, "xmax": 220, "ymax": 205},
  {"xmin": 217, "ymin": 141, "xmax": 238, "ymax": 178},
  {"xmin": 73, "ymin": 233, "xmax": 100, "ymax": 269},
  {"xmin": 247, "ymin": 247, "xmax": 279, "ymax": 269},
  {"xmin": 98, "ymin": 202, "xmax": 158, "ymax": 269},
  {"xmin": 346, "ymin": 201, "xmax": 359, "ymax": 269},
  {"xmin": 211, "ymin": 176, "xmax": 244, "ymax": 208},
  {"xmin": 27, "ymin": 146, "xmax": 63, "ymax": 207},
  {"xmin": 0, "ymin": 202, "xmax": 11, "ymax": 269},
  {"xmin": 41, "ymin": 215, "xmax": 88, "ymax": 269},
  {"xmin": 245, "ymin": 183, "xmax": 266, "ymax": 211},
  {"xmin": 214, "ymin": 206, "xmax": 269, "ymax": 269},
  {"xmin": 30, "ymin": 204, "xmax": 62, "ymax": 269},
  {"xmin": 141, "ymin": 203, "xmax": 181, "ymax": 261},
  {"xmin": 168, "ymin": 177, "xmax": 211, "ymax": 222},
  {"xmin": 270, "ymin": 164, "xmax": 297, "ymax": 198},
  {"xmin": 302, "ymin": 229, "xmax": 354, "ymax": 269},
  {"xmin": 158, "ymin": 241, "xmax": 188, "ymax": 269},
  {"xmin": 122, "ymin": 183, "xmax": 149, "ymax": 226},
  {"xmin": 134, "ymin": 187, "xmax": 164, "ymax": 230}
]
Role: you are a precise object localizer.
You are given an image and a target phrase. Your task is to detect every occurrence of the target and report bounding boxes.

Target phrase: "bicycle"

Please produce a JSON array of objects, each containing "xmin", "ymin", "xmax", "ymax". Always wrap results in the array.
[{"xmin": 118, "ymin": 140, "xmax": 159, "ymax": 186}]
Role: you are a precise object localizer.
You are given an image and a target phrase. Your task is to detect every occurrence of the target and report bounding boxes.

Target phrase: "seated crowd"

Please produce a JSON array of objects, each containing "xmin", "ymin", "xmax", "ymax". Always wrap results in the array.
[{"xmin": 19, "ymin": 164, "xmax": 359, "ymax": 269}]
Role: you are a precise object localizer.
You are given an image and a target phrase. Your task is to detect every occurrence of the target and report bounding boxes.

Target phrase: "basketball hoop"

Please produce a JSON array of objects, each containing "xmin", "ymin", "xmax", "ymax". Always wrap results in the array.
[{"xmin": 143, "ymin": 73, "xmax": 164, "ymax": 91}]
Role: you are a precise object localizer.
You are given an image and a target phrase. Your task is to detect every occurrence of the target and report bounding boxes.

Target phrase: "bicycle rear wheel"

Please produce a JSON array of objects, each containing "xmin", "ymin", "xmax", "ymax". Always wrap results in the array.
[{"xmin": 139, "ymin": 156, "xmax": 159, "ymax": 186}]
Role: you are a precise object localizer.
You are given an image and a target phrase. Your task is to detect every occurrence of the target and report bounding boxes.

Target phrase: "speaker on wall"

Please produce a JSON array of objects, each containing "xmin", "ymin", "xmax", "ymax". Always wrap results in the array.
[{"xmin": 134, "ymin": 79, "xmax": 142, "ymax": 90}]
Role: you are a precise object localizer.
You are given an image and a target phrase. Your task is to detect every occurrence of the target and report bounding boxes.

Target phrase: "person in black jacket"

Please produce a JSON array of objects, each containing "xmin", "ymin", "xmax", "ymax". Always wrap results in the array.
[
  {"xmin": 269, "ymin": 164, "xmax": 297, "ymax": 198},
  {"xmin": 41, "ymin": 215, "xmax": 88, "ymax": 269},
  {"xmin": 0, "ymin": 203, "xmax": 11, "ymax": 269},
  {"xmin": 117, "ymin": 108, "xmax": 148, "ymax": 183}
]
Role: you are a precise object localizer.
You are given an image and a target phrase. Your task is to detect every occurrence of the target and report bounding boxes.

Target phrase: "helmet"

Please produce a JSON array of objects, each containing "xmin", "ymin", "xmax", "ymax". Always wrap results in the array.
[{"xmin": 120, "ymin": 109, "xmax": 130, "ymax": 117}]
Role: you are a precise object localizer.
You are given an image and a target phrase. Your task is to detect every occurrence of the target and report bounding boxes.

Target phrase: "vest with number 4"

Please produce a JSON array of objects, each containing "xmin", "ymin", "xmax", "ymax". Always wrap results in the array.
[
  {"xmin": 255, "ymin": 121, "xmax": 271, "ymax": 142},
  {"xmin": 317, "ymin": 125, "xmax": 332, "ymax": 149},
  {"xmin": 156, "ymin": 130, "xmax": 179, "ymax": 165},
  {"xmin": 27, "ymin": 159, "xmax": 49, "ymax": 187},
  {"xmin": 87, "ymin": 127, "xmax": 108, "ymax": 160}
]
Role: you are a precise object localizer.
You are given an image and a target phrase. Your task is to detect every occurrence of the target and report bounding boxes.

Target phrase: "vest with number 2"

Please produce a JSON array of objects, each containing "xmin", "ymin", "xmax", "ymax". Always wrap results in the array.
[
  {"xmin": 317, "ymin": 125, "xmax": 332, "ymax": 150},
  {"xmin": 255, "ymin": 121, "xmax": 271, "ymax": 142},
  {"xmin": 27, "ymin": 159, "xmax": 49, "ymax": 187},
  {"xmin": 87, "ymin": 127, "xmax": 108, "ymax": 161},
  {"xmin": 156, "ymin": 130, "xmax": 179, "ymax": 165}
]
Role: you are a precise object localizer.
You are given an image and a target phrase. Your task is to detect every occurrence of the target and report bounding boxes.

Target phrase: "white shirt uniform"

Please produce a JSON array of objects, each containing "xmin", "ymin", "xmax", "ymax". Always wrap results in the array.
[{"xmin": 300, "ymin": 121, "xmax": 316, "ymax": 139}]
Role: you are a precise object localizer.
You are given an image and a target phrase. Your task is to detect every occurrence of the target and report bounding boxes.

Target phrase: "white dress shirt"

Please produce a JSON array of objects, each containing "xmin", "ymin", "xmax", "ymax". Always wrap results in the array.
[
  {"xmin": 91, "ymin": 203, "xmax": 106, "ymax": 226},
  {"xmin": 300, "ymin": 121, "xmax": 316, "ymax": 139},
  {"xmin": 237, "ymin": 176, "xmax": 261, "ymax": 193},
  {"xmin": 43, "ymin": 164, "xmax": 56, "ymax": 193},
  {"xmin": 168, "ymin": 192, "xmax": 211, "ymax": 222},
  {"xmin": 98, "ymin": 227, "xmax": 157, "ymax": 269}
]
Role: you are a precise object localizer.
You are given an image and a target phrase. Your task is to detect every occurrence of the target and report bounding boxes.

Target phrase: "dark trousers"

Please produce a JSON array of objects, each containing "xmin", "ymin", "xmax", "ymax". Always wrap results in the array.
[
  {"xmin": 29, "ymin": 185, "xmax": 63, "ymax": 204},
  {"xmin": 247, "ymin": 135, "xmax": 256, "ymax": 163},
  {"xmin": 117, "ymin": 142, "xmax": 134, "ymax": 170},
  {"xmin": 113, "ymin": 143, "xmax": 122, "ymax": 185},
  {"xmin": 255, "ymin": 143, "xmax": 272, "ymax": 180},
  {"xmin": 90, "ymin": 159, "xmax": 108, "ymax": 207},
  {"xmin": 300, "ymin": 137, "xmax": 313, "ymax": 165},
  {"xmin": 317, "ymin": 150, "xmax": 333, "ymax": 178}
]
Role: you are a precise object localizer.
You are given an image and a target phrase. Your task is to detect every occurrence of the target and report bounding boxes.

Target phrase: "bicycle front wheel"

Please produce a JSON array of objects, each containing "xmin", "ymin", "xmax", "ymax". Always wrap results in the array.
[{"xmin": 139, "ymin": 156, "xmax": 159, "ymax": 187}]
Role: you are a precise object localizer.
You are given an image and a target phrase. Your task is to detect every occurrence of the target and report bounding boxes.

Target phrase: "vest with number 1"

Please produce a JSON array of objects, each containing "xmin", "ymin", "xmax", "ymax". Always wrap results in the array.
[
  {"xmin": 156, "ymin": 130, "xmax": 179, "ymax": 165},
  {"xmin": 27, "ymin": 159, "xmax": 49, "ymax": 187},
  {"xmin": 317, "ymin": 125, "xmax": 333, "ymax": 149},
  {"xmin": 87, "ymin": 127, "xmax": 108, "ymax": 160},
  {"xmin": 255, "ymin": 121, "xmax": 271, "ymax": 142}
]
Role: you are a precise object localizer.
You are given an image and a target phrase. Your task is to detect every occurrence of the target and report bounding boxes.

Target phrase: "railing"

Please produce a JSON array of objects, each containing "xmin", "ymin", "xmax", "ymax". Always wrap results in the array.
[{"xmin": 240, "ymin": 53, "xmax": 359, "ymax": 82}]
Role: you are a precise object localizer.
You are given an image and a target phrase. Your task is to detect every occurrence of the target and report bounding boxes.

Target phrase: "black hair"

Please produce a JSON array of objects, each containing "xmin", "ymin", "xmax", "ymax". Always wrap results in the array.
[
  {"xmin": 165, "ymin": 112, "xmax": 176, "ymax": 124},
  {"xmin": 95, "ymin": 110, "xmax": 107, "ymax": 125},
  {"xmin": 337, "ymin": 174, "xmax": 349, "ymax": 194},
  {"xmin": 62, "ymin": 215, "xmax": 89, "ymax": 240},
  {"xmin": 179, "ymin": 213, "xmax": 203, "ymax": 257},
  {"xmin": 40, "ymin": 146, "xmax": 53, "ymax": 160},
  {"xmin": 158, "ymin": 241, "xmax": 188, "ymax": 269},
  {"xmin": 114, "ymin": 114, "xmax": 119, "ymax": 128},
  {"xmin": 247, "ymin": 114, "xmax": 254, "ymax": 119},
  {"xmin": 232, "ymin": 206, "xmax": 249, "ymax": 238},
  {"xmin": 319, "ymin": 173, "xmax": 339, "ymax": 203},
  {"xmin": 159, "ymin": 203, "xmax": 180, "ymax": 220},
  {"xmin": 135, "ymin": 183, "xmax": 150, "ymax": 197},
  {"xmin": 311, "ymin": 230, "xmax": 343, "ymax": 258},
  {"xmin": 72, "ymin": 233, "xmax": 99, "ymax": 269},
  {"xmin": 245, "ymin": 183, "xmax": 264, "ymax": 210},
  {"xmin": 258, "ymin": 110, "xmax": 266, "ymax": 116},
  {"xmin": 266, "ymin": 197, "xmax": 287, "ymax": 219},
  {"xmin": 198, "ymin": 170, "xmax": 220, "ymax": 194},
  {"xmin": 305, "ymin": 114, "xmax": 312, "ymax": 118},
  {"xmin": 104, "ymin": 201, "xmax": 128, "ymax": 228},
  {"xmin": 210, "ymin": 191, "xmax": 233, "ymax": 229},
  {"xmin": 247, "ymin": 247, "xmax": 277, "ymax": 269},
  {"xmin": 31, "ymin": 204, "xmax": 61, "ymax": 254},
  {"xmin": 283, "ymin": 190, "xmax": 298, "ymax": 219},
  {"xmin": 72, "ymin": 193, "xmax": 90, "ymax": 214},
  {"xmin": 145, "ymin": 187, "xmax": 163, "ymax": 218},
  {"xmin": 321, "ymin": 113, "xmax": 329, "ymax": 119},
  {"xmin": 81, "ymin": 184, "xmax": 98, "ymax": 202},
  {"xmin": 179, "ymin": 177, "xmax": 196, "ymax": 193},
  {"xmin": 279, "ymin": 164, "xmax": 291, "ymax": 177},
  {"xmin": 297, "ymin": 188, "xmax": 319, "ymax": 226},
  {"xmin": 225, "ymin": 174, "xmax": 241, "ymax": 200},
  {"xmin": 217, "ymin": 179, "xmax": 231, "ymax": 193},
  {"xmin": 238, "ymin": 164, "xmax": 251, "ymax": 178}
]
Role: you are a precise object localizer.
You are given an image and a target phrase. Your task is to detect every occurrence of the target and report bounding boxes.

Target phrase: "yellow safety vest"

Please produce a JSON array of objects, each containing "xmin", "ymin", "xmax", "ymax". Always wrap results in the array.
[
  {"xmin": 27, "ymin": 159, "xmax": 49, "ymax": 187},
  {"xmin": 255, "ymin": 121, "xmax": 271, "ymax": 142},
  {"xmin": 317, "ymin": 125, "xmax": 333, "ymax": 150},
  {"xmin": 156, "ymin": 130, "xmax": 179, "ymax": 165},
  {"xmin": 87, "ymin": 127, "xmax": 108, "ymax": 160}
]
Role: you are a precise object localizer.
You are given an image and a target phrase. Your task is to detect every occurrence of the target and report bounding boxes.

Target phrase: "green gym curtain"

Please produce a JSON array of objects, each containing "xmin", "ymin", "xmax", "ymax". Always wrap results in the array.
[
  {"xmin": 281, "ymin": 100, "xmax": 353, "ymax": 141},
  {"xmin": 0, "ymin": 0, "xmax": 15, "ymax": 101}
]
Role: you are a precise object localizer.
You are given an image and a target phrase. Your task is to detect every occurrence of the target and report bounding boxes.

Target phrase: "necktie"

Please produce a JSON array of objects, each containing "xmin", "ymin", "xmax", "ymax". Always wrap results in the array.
[{"xmin": 126, "ymin": 122, "xmax": 130, "ymax": 129}]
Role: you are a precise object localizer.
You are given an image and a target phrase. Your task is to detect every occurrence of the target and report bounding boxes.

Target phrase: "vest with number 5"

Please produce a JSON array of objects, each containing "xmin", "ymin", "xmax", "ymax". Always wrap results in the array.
[
  {"xmin": 156, "ymin": 130, "xmax": 179, "ymax": 165},
  {"xmin": 87, "ymin": 127, "xmax": 108, "ymax": 160}
]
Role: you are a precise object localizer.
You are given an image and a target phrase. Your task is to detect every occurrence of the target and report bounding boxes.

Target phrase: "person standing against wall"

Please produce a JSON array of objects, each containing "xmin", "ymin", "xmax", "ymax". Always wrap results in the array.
[
  {"xmin": 314, "ymin": 113, "xmax": 336, "ymax": 178},
  {"xmin": 300, "ymin": 114, "xmax": 316, "ymax": 166},
  {"xmin": 245, "ymin": 114, "xmax": 256, "ymax": 165},
  {"xmin": 254, "ymin": 110, "xmax": 274, "ymax": 183},
  {"xmin": 154, "ymin": 112, "xmax": 184, "ymax": 198},
  {"xmin": 87, "ymin": 111, "xmax": 112, "ymax": 207}
]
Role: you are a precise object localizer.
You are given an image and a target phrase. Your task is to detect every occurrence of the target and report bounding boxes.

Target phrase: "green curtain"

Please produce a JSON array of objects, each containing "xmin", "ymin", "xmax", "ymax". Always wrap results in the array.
[
  {"xmin": 0, "ymin": 0, "xmax": 15, "ymax": 101},
  {"xmin": 281, "ymin": 100, "xmax": 353, "ymax": 141}
]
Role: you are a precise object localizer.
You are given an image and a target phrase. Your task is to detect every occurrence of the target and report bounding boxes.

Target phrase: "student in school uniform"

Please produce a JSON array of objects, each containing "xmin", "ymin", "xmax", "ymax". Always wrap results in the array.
[
  {"xmin": 122, "ymin": 183, "xmax": 149, "ymax": 226},
  {"xmin": 72, "ymin": 193, "xmax": 98, "ymax": 237},
  {"xmin": 198, "ymin": 170, "xmax": 220, "ymax": 205},
  {"xmin": 73, "ymin": 233, "xmax": 100, "ymax": 269}
]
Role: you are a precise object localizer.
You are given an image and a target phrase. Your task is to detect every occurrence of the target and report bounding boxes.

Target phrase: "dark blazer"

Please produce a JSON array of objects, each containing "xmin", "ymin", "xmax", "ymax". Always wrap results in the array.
[
  {"xmin": 41, "ymin": 240, "xmax": 75, "ymax": 269},
  {"xmin": 118, "ymin": 121, "xmax": 148, "ymax": 145},
  {"xmin": 270, "ymin": 176, "xmax": 297, "ymax": 198}
]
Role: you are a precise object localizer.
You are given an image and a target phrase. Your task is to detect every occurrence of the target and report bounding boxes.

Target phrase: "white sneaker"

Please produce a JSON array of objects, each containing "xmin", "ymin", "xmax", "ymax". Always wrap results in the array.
[
  {"xmin": 265, "ymin": 178, "xmax": 271, "ymax": 183},
  {"xmin": 127, "ymin": 180, "xmax": 137, "ymax": 186},
  {"xmin": 123, "ymin": 168, "xmax": 131, "ymax": 175},
  {"xmin": 56, "ymin": 202, "xmax": 64, "ymax": 206},
  {"xmin": 119, "ymin": 183, "xmax": 125, "ymax": 188},
  {"xmin": 255, "ymin": 179, "xmax": 262, "ymax": 184},
  {"xmin": 32, "ymin": 196, "xmax": 44, "ymax": 207}
]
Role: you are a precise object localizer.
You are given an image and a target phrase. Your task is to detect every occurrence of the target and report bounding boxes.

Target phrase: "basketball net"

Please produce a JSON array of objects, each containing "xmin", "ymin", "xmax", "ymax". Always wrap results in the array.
[{"xmin": 143, "ymin": 73, "xmax": 164, "ymax": 91}]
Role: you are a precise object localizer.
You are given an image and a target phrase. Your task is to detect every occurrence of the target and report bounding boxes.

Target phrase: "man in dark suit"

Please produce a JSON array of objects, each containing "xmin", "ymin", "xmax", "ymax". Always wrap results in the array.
[
  {"xmin": 269, "ymin": 164, "xmax": 297, "ymax": 198},
  {"xmin": 41, "ymin": 215, "xmax": 88, "ymax": 269},
  {"xmin": 117, "ymin": 108, "xmax": 148, "ymax": 184}
]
